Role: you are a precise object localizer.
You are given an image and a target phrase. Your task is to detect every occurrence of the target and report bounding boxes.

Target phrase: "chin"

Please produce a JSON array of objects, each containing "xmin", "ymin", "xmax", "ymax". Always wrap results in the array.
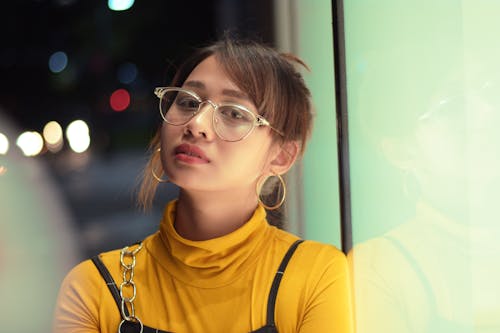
[{"xmin": 169, "ymin": 176, "xmax": 213, "ymax": 192}]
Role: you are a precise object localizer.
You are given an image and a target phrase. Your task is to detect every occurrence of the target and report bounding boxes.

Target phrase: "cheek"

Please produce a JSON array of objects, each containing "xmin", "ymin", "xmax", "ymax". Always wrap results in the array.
[
  {"xmin": 160, "ymin": 123, "xmax": 168, "ymax": 147},
  {"xmin": 227, "ymin": 139, "xmax": 274, "ymax": 174},
  {"xmin": 160, "ymin": 123, "xmax": 181, "ymax": 147},
  {"xmin": 159, "ymin": 124, "xmax": 180, "ymax": 168}
]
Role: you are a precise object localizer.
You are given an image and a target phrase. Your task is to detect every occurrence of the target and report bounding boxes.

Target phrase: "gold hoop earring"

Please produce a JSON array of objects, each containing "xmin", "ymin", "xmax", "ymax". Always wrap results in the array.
[
  {"xmin": 256, "ymin": 173, "xmax": 286, "ymax": 210},
  {"xmin": 152, "ymin": 148, "xmax": 169, "ymax": 183}
]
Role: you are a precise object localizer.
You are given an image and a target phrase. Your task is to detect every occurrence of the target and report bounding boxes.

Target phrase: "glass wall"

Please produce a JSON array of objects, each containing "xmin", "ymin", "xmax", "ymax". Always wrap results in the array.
[{"xmin": 345, "ymin": 1, "xmax": 500, "ymax": 332}]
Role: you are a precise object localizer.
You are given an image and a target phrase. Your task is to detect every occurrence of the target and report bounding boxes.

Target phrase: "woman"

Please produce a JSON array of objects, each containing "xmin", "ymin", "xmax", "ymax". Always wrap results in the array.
[{"xmin": 53, "ymin": 37, "xmax": 353, "ymax": 333}]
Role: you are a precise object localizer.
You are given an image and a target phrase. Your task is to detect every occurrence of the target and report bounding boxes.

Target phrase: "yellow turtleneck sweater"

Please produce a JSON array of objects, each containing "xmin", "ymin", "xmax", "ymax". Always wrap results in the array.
[{"xmin": 53, "ymin": 201, "xmax": 353, "ymax": 333}]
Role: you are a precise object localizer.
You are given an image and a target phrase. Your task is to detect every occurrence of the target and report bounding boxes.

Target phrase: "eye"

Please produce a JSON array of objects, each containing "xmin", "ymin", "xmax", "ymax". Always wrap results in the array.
[
  {"xmin": 229, "ymin": 109, "xmax": 244, "ymax": 119},
  {"xmin": 175, "ymin": 93, "xmax": 200, "ymax": 111},
  {"xmin": 219, "ymin": 106, "xmax": 253, "ymax": 123}
]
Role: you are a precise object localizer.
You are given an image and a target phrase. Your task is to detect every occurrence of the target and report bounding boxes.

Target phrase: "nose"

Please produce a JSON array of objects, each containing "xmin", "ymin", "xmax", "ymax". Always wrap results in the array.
[{"xmin": 184, "ymin": 102, "xmax": 215, "ymax": 140}]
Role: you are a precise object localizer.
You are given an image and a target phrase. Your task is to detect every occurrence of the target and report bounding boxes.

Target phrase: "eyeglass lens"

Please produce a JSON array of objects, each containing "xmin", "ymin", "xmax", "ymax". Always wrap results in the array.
[{"xmin": 160, "ymin": 88, "xmax": 256, "ymax": 141}]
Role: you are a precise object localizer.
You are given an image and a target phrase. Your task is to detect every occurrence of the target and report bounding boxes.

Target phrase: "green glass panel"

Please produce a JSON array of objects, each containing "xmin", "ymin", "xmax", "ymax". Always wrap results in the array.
[{"xmin": 345, "ymin": 1, "xmax": 500, "ymax": 332}]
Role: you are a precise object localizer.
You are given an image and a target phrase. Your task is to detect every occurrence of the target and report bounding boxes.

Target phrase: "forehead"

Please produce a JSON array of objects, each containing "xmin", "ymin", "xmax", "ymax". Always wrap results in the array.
[
  {"xmin": 183, "ymin": 55, "xmax": 251, "ymax": 102},
  {"xmin": 184, "ymin": 56, "xmax": 237, "ymax": 90}
]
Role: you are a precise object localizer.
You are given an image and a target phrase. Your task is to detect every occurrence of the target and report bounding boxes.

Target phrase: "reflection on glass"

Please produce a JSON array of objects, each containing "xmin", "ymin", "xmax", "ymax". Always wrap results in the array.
[{"xmin": 345, "ymin": 1, "xmax": 500, "ymax": 332}]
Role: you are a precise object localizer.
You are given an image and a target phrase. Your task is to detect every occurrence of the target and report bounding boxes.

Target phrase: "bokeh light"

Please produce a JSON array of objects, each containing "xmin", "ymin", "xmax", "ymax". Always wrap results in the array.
[
  {"xmin": 0, "ymin": 165, "xmax": 6, "ymax": 176},
  {"xmin": 108, "ymin": 0, "xmax": 135, "ymax": 11},
  {"xmin": 117, "ymin": 62, "xmax": 138, "ymax": 84},
  {"xmin": 43, "ymin": 121, "xmax": 64, "ymax": 152},
  {"xmin": 0, "ymin": 132, "xmax": 9, "ymax": 154},
  {"xmin": 110, "ymin": 88, "xmax": 131, "ymax": 112},
  {"xmin": 48, "ymin": 51, "xmax": 68, "ymax": 73},
  {"xmin": 16, "ymin": 131, "xmax": 44, "ymax": 156},
  {"xmin": 66, "ymin": 120, "xmax": 90, "ymax": 153}
]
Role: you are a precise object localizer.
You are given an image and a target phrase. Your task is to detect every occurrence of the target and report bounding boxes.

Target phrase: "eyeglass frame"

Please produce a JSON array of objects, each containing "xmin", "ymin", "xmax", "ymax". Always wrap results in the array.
[{"xmin": 154, "ymin": 87, "xmax": 284, "ymax": 142}]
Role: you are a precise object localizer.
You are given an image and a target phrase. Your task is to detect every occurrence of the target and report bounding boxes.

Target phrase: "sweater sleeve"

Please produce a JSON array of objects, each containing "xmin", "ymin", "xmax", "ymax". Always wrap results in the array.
[
  {"xmin": 52, "ymin": 259, "xmax": 102, "ymax": 333},
  {"xmin": 297, "ymin": 245, "xmax": 355, "ymax": 333}
]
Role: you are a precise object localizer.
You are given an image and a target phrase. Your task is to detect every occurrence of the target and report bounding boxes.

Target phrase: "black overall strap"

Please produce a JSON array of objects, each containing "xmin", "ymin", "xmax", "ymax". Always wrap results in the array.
[
  {"xmin": 91, "ymin": 256, "xmax": 127, "ymax": 318},
  {"xmin": 91, "ymin": 255, "xmax": 172, "ymax": 333},
  {"xmin": 265, "ymin": 239, "xmax": 304, "ymax": 327}
]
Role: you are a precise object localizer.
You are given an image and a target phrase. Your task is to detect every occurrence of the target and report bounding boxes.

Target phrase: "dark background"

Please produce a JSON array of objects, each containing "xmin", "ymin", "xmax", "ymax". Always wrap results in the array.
[{"xmin": 0, "ymin": 0, "xmax": 275, "ymax": 257}]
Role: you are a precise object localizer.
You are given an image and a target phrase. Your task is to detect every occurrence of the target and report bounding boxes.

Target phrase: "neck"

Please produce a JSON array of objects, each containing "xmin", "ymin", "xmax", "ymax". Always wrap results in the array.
[{"xmin": 174, "ymin": 188, "xmax": 259, "ymax": 241}]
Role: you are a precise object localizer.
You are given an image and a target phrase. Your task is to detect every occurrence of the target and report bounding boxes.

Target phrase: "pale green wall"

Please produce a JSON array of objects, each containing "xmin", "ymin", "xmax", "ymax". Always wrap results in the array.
[{"xmin": 294, "ymin": 0, "xmax": 342, "ymax": 247}]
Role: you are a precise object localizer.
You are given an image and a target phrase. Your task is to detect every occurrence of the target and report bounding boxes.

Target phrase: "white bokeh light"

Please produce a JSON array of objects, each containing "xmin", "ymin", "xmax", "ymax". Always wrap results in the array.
[
  {"xmin": 43, "ymin": 121, "xmax": 64, "ymax": 152},
  {"xmin": 66, "ymin": 120, "xmax": 90, "ymax": 153},
  {"xmin": 0, "ymin": 132, "xmax": 9, "ymax": 154},
  {"xmin": 16, "ymin": 131, "xmax": 44, "ymax": 156}
]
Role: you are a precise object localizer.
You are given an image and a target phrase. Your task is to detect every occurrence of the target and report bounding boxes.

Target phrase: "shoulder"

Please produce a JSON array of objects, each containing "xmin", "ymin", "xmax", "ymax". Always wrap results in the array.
[
  {"xmin": 54, "ymin": 239, "xmax": 157, "ymax": 332},
  {"xmin": 297, "ymin": 239, "xmax": 345, "ymax": 260},
  {"xmin": 292, "ymin": 239, "xmax": 348, "ymax": 282},
  {"xmin": 60, "ymin": 257, "xmax": 104, "ymax": 294},
  {"xmin": 57, "ymin": 243, "xmax": 141, "ymax": 308},
  {"xmin": 273, "ymin": 228, "xmax": 347, "ymax": 269},
  {"xmin": 53, "ymin": 258, "xmax": 104, "ymax": 331},
  {"xmin": 95, "ymin": 238, "xmax": 154, "ymax": 275},
  {"xmin": 271, "ymin": 228, "xmax": 348, "ymax": 283},
  {"xmin": 273, "ymin": 237, "xmax": 353, "ymax": 332},
  {"xmin": 56, "ymin": 245, "xmax": 122, "ymax": 303}
]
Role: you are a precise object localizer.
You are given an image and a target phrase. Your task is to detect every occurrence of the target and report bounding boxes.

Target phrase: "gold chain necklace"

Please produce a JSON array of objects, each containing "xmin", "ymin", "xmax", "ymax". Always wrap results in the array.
[{"xmin": 118, "ymin": 242, "xmax": 144, "ymax": 333}]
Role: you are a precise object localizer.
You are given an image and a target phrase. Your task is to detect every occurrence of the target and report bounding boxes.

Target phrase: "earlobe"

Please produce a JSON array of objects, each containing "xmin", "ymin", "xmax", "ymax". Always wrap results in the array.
[{"xmin": 269, "ymin": 141, "xmax": 300, "ymax": 175}]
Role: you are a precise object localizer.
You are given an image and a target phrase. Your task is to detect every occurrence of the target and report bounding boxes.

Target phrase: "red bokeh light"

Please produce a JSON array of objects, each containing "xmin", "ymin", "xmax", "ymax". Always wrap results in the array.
[{"xmin": 110, "ymin": 88, "xmax": 130, "ymax": 112}]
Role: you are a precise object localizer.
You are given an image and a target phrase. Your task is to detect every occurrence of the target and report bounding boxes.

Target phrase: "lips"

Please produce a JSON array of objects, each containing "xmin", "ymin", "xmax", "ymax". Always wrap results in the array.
[{"xmin": 174, "ymin": 143, "xmax": 210, "ymax": 163}]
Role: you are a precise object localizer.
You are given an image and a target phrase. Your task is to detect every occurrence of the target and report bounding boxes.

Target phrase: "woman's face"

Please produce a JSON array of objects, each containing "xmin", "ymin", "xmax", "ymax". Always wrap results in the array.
[{"xmin": 160, "ymin": 55, "xmax": 278, "ymax": 194}]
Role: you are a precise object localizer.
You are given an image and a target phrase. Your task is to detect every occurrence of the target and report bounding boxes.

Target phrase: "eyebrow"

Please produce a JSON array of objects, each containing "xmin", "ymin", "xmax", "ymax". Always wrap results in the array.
[{"xmin": 184, "ymin": 80, "xmax": 250, "ymax": 102}]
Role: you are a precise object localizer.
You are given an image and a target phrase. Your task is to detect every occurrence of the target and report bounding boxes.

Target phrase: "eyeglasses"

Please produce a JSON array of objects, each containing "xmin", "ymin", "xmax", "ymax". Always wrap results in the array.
[{"xmin": 154, "ymin": 87, "xmax": 283, "ymax": 142}]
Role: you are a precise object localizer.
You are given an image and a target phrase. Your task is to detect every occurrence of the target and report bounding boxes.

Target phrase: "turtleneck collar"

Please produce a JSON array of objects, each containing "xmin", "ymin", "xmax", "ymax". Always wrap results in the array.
[{"xmin": 146, "ymin": 200, "xmax": 274, "ymax": 288}]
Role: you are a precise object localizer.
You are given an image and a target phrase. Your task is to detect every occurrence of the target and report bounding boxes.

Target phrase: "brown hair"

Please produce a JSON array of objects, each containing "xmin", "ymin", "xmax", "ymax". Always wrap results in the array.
[{"xmin": 138, "ymin": 37, "xmax": 313, "ymax": 210}]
